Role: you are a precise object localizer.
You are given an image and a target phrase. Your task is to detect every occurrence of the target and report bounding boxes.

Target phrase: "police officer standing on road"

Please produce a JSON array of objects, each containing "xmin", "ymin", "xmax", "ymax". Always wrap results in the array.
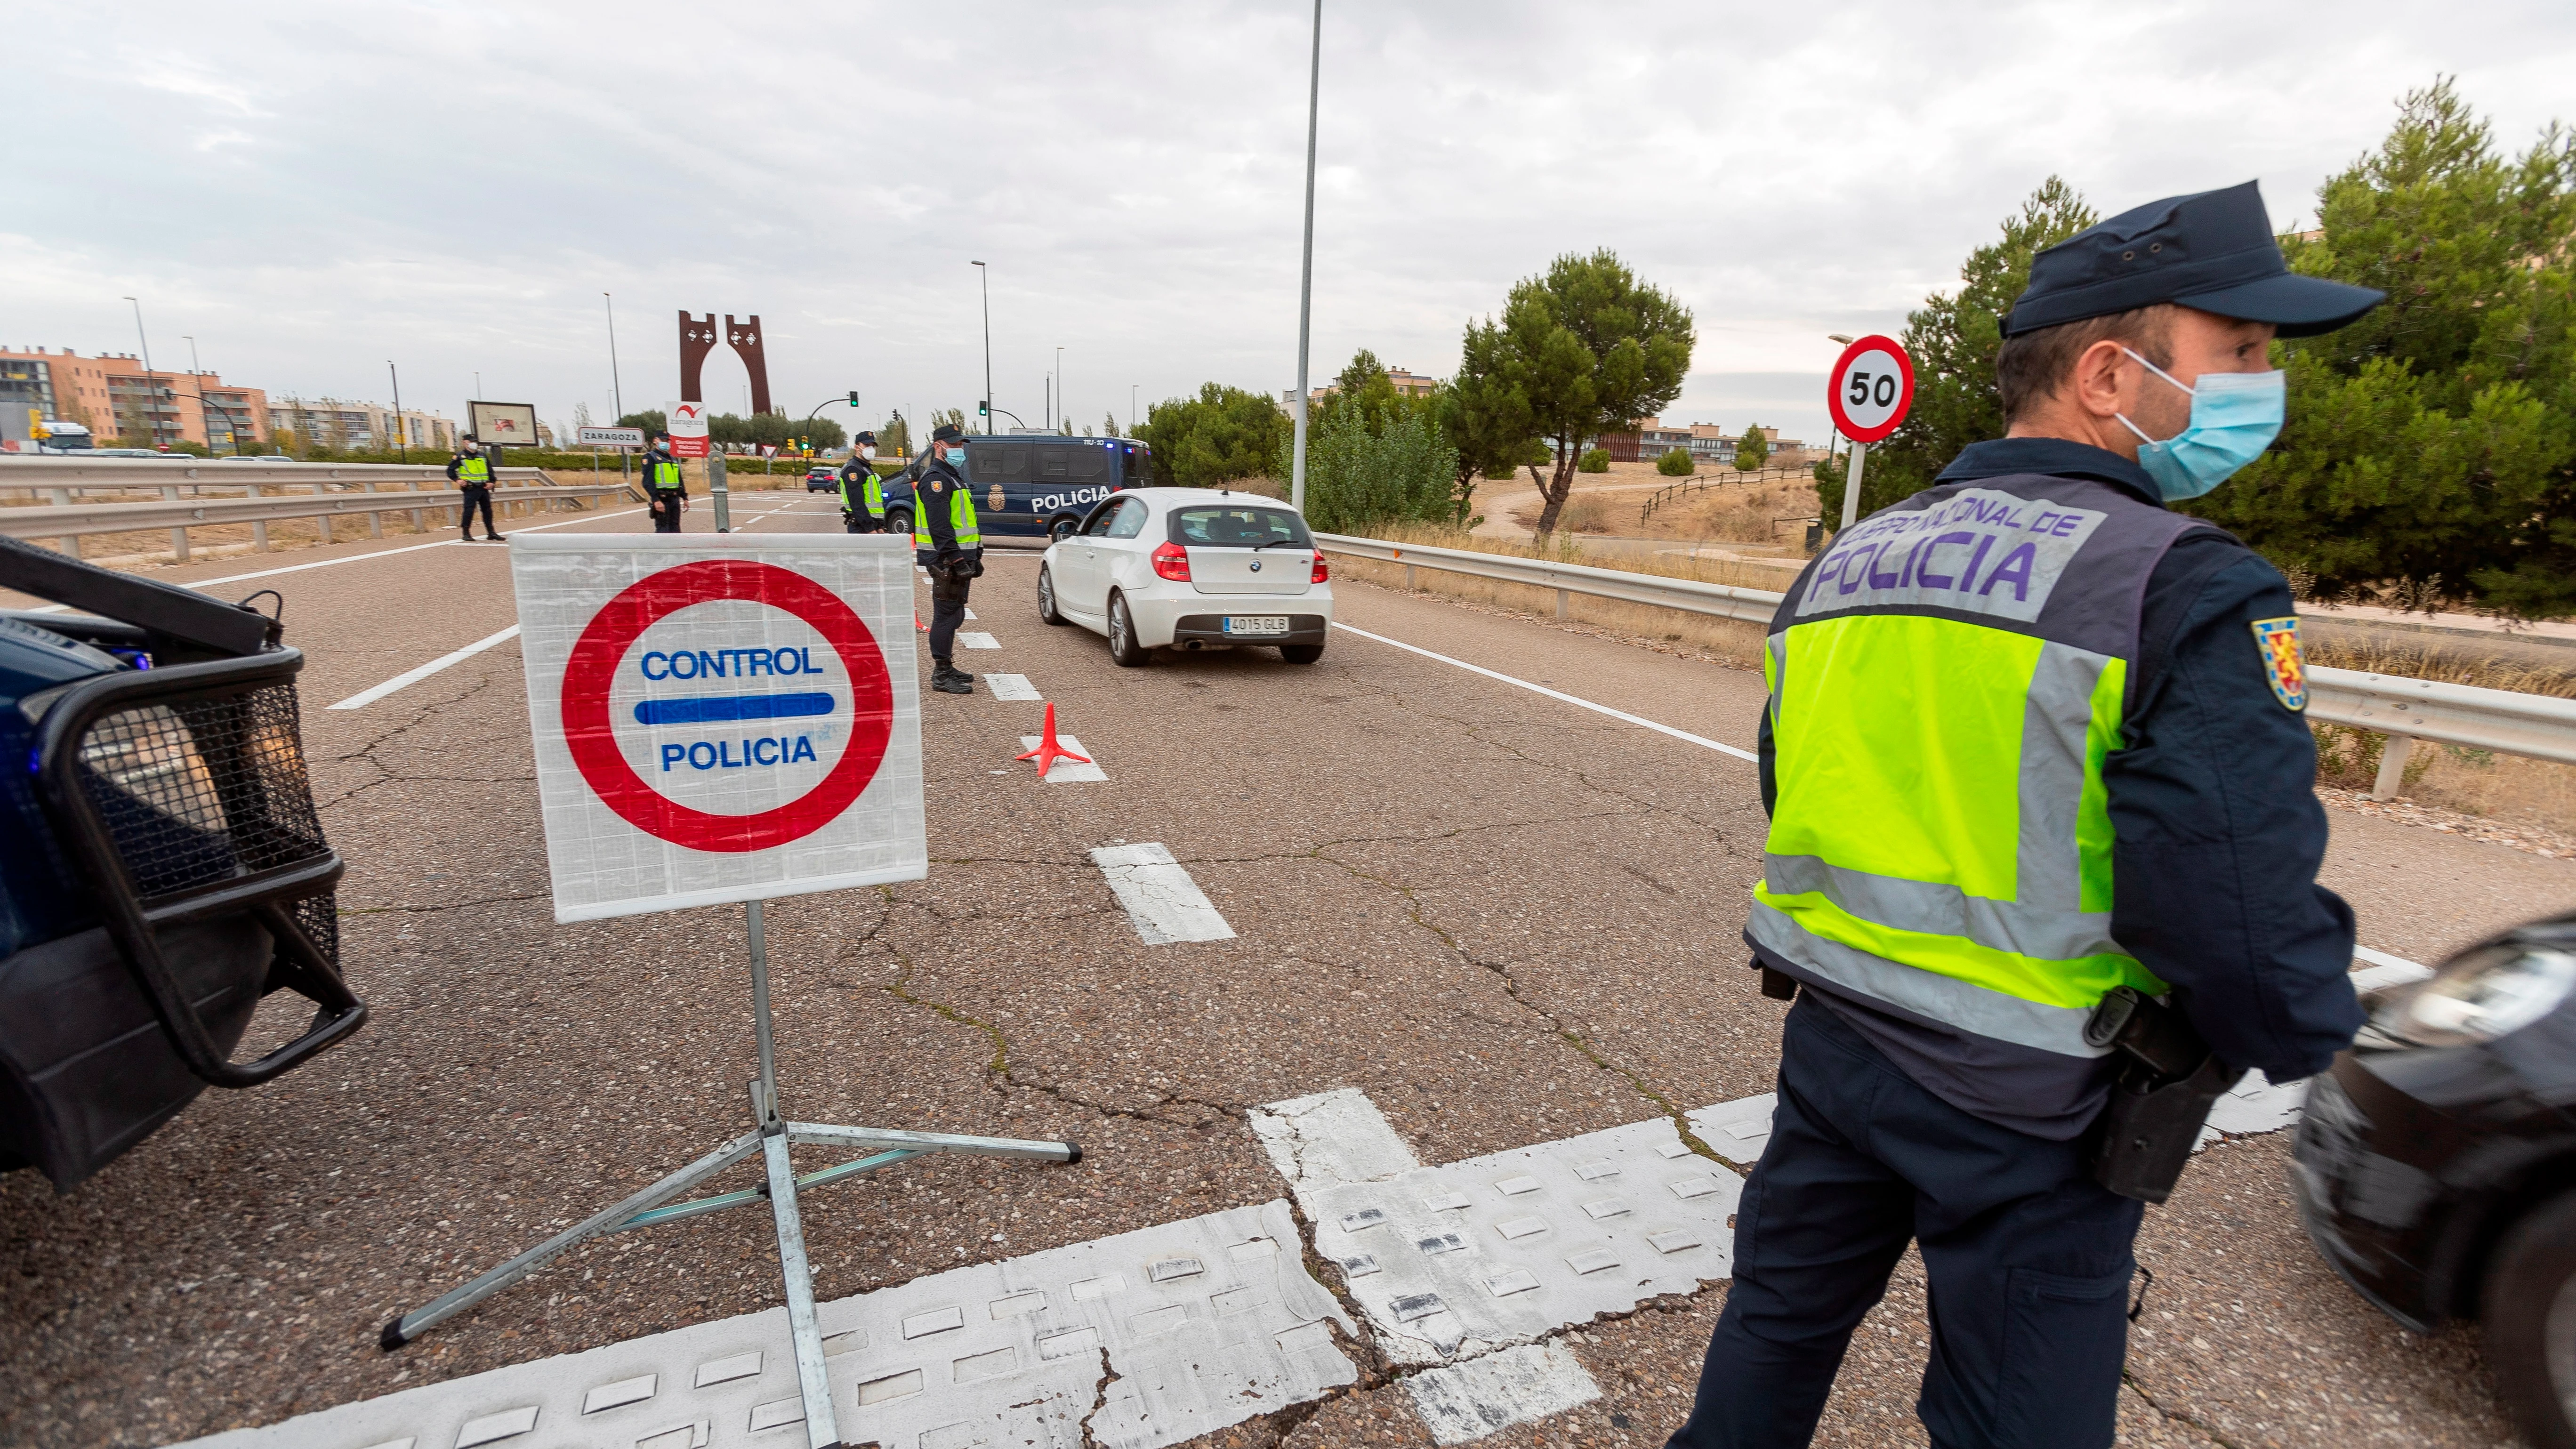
[
  {"xmin": 644, "ymin": 435, "xmax": 688, "ymax": 534},
  {"xmin": 1670, "ymin": 182, "xmax": 2385, "ymax": 1449},
  {"xmin": 840, "ymin": 431, "xmax": 886, "ymax": 533},
  {"xmin": 447, "ymin": 435, "xmax": 502, "ymax": 541},
  {"xmin": 916, "ymin": 423, "xmax": 981, "ymax": 695}
]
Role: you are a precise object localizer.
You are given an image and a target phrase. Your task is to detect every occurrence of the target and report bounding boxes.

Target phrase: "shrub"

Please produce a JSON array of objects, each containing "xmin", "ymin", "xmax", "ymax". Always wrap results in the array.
[
  {"xmin": 1656, "ymin": 448, "xmax": 1694, "ymax": 476},
  {"xmin": 1578, "ymin": 447, "xmax": 1611, "ymax": 473}
]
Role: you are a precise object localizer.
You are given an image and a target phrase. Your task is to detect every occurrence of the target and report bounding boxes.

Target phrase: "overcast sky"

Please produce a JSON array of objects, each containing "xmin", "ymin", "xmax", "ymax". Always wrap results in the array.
[{"xmin": 9, "ymin": 1, "xmax": 2573, "ymax": 449}]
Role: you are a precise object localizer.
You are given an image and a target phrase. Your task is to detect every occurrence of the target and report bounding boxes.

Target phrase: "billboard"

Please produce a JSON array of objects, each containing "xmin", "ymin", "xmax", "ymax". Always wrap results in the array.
[{"xmin": 469, "ymin": 400, "xmax": 542, "ymax": 448}]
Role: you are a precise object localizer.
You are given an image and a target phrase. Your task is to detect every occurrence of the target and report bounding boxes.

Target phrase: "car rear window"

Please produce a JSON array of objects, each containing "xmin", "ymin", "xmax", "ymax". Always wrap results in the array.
[{"xmin": 1169, "ymin": 505, "xmax": 1310, "ymax": 549}]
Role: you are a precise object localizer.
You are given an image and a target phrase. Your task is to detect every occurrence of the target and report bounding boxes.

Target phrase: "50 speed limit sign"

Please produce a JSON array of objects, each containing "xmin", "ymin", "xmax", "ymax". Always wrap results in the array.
[{"xmin": 1827, "ymin": 335, "xmax": 1916, "ymax": 443}]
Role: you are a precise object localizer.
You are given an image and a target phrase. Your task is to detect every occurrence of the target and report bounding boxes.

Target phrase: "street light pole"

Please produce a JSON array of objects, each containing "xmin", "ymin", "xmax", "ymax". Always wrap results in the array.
[
  {"xmin": 183, "ymin": 334, "xmax": 221, "ymax": 455},
  {"xmin": 1131, "ymin": 383, "xmax": 1138, "ymax": 438},
  {"xmin": 604, "ymin": 292, "xmax": 625, "ymax": 423},
  {"xmin": 1055, "ymin": 346, "xmax": 1064, "ymax": 434},
  {"xmin": 971, "ymin": 262, "xmax": 992, "ymax": 435},
  {"xmin": 122, "ymin": 297, "xmax": 163, "ymax": 448},
  {"xmin": 389, "ymin": 361, "xmax": 408, "ymax": 462},
  {"xmin": 1290, "ymin": 0, "xmax": 1322, "ymax": 512}
]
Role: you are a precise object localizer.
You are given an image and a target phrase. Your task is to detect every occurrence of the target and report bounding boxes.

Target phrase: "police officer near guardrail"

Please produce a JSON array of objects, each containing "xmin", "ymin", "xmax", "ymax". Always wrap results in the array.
[
  {"xmin": 446, "ymin": 435, "xmax": 502, "ymax": 541},
  {"xmin": 644, "ymin": 434, "xmax": 688, "ymax": 534},
  {"xmin": 916, "ymin": 422, "xmax": 981, "ymax": 695},
  {"xmin": 1671, "ymin": 182, "xmax": 2386, "ymax": 1449},
  {"xmin": 840, "ymin": 431, "xmax": 886, "ymax": 533}
]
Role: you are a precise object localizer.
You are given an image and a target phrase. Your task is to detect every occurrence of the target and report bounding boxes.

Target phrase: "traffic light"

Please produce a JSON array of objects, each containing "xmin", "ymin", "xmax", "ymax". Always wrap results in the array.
[
  {"xmin": 978, "ymin": 400, "xmax": 990, "ymax": 418},
  {"xmin": 847, "ymin": 391, "xmax": 860, "ymax": 407}
]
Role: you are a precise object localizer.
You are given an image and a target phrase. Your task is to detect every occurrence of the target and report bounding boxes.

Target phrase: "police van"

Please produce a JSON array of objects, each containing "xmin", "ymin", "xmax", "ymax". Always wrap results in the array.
[{"xmin": 885, "ymin": 435, "xmax": 1155, "ymax": 544}]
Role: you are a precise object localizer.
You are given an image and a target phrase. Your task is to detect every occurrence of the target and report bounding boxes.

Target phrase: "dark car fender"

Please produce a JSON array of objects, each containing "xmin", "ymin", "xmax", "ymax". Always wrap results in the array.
[{"xmin": 2421, "ymin": 1129, "xmax": 2576, "ymax": 1321}]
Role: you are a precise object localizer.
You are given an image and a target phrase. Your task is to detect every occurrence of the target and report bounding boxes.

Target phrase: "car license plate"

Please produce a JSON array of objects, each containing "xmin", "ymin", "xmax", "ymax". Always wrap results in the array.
[{"xmin": 1222, "ymin": 616, "xmax": 1290, "ymax": 636}]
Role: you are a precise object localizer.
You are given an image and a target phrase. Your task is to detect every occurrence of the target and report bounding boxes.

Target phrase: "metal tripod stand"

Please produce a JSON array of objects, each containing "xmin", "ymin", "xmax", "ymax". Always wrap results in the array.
[{"xmin": 381, "ymin": 900, "xmax": 1081, "ymax": 1449}]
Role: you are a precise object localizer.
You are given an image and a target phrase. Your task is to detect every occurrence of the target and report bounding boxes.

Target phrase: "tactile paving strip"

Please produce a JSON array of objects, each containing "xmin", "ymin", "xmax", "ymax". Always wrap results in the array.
[
  {"xmin": 172, "ymin": 1200, "xmax": 1352, "ymax": 1449},
  {"xmin": 1302, "ymin": 1114, "xmax": 1741, "ymax": 1366}
]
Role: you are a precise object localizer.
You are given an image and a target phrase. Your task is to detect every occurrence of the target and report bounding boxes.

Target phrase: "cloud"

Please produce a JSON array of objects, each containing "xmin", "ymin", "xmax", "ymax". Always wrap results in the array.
[{"xmin": 8, "ymin": 0, "xmax": 2572, "ymax": 449}]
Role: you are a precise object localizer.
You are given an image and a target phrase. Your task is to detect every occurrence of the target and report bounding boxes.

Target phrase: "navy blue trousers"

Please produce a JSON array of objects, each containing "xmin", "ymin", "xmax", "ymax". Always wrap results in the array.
[{"xmin": 1669, "ymin": 994, "xmax": 2143, "ymax": 1449}]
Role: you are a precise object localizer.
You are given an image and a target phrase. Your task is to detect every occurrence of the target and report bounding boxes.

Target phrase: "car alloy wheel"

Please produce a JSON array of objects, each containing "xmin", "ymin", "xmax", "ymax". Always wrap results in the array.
[
  {"xmin": 1108, "ymin": 593, "xmax": 1149, "ymax": 667},
  {"xmin": 885, "ymin": 509, "xmax": 912, "ymax": 539},
  {"xmin": 1038, "ymin": 565, "xmax": 1068, "ymax": 626}
]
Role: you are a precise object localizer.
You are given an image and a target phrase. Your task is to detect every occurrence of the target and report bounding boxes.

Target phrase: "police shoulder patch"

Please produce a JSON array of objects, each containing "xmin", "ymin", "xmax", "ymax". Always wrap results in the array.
[
  {"xmin": 2251, "ymin": 616, "xmax": 2305, "ymax": 711},
  {"xmin": 928, "ymin": 479, "xmax": 945, "ymax": 493}
]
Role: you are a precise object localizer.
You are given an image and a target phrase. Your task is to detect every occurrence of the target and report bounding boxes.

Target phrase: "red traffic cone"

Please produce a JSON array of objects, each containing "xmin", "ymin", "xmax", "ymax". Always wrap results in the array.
[
  {"xmin": 915, "ymin": 611, "xmax": 927, "ymax": 632},
  {"xmin": 1014, "ymin": 703, "xmax": 1092, "ymax": 779}
]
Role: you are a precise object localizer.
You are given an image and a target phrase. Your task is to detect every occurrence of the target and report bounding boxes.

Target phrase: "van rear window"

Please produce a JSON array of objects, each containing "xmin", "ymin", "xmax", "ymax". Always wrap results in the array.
[{"xmin": 1170, "ymin": 506, "xmax": 1310, "ymax": 548}]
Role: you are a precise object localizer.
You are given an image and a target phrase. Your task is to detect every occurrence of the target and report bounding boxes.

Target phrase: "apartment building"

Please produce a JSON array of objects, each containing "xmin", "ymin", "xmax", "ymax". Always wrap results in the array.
[
  {"xmin": 1282, "ymin": 363, "xmax": 1441, "ymax": 407},
  {"xmin": 268, "ymin": 398, "xmax": 459, "ymax": 453},
  {"xmin": 0, "ymin": 346, "xmax": 275, "ymax": 450},
  {"xmin": 1598, "ymin": 419, "xmax": 1801, "ymax": 465}
]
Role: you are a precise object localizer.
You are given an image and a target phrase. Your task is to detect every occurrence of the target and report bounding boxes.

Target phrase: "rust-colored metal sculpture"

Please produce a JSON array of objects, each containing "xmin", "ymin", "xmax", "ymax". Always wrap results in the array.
[{"xmin": 675, "ymin": 310, "xmax": 773, "ymax": 417}]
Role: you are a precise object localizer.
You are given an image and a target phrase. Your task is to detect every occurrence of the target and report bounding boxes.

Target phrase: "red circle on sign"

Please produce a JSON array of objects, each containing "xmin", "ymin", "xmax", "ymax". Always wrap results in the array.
[
  {"xmin": 1825, "ymin": 334, "xmax": 1917, "ymax": 444},
  {"xmin": 561, "ymin": 560, "xmax": 894, "ymax": 853}
]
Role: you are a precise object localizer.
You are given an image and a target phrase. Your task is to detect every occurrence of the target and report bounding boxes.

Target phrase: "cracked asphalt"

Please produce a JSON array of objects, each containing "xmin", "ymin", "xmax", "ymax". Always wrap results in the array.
[{"xmin": 4, "ymin": 494, "xmax": 2573, "ymax": 1449}]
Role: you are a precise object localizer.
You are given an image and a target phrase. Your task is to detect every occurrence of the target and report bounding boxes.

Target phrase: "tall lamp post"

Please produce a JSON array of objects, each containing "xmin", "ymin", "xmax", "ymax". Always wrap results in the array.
[
  {"xmin": 604, "ymin": 292, "xmax": 625, "ymax": 423},
  {"xmin": 1131, "ymin": 383, "xmax": 1139, "ymax": 438},
  {"xmin": 1055, "ymin": 346, "xmax": 1064, "ymax": 434},
  {"xmin": 389, "ymin": 360, "xmax": 409, "ymax": 462},
  {"xmin": 182, "ymin": 334, "xmax": 222, "ymax": 455},
  {"xmin": 122, "ymin": 297, "xmax": 164, "ymax": 449},
  {"xmin": 1290, "ymin": 0, "xmax": 1322, "ymax": 511},
  {"xmin": 970, "ymin": 262, "xmax": 992, "ymax": 435}
]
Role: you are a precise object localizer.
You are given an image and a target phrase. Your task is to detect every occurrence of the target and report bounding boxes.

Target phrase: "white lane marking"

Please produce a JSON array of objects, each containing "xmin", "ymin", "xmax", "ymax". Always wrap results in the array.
[
  {"xmin": 327, "ymin": 626, "xmax": 521, "ymax": 709},
  {"xmin": 1248, "ymin": 1087, "xmax": 1425, "ymax": 1188},
  {"xmin": 1406, "ymin": 1343, "xmax": 1602, "ymax": 1446},
  {"xmin": 149, "ymin": 537, "xmax": 464, "ymax": 590},
  {"xmin": 2354, "ymin": 944, "xmax": 2428, "ymax": 977},
  {"xmin": 1684, "ymin": 1094, "xmax": 1776, "ymax": 1167},
  {"xmin": 958, "ymin": 631, "xmax": 1001, "ymax": 649},
  {"xmin": 169, "ymin": 1201, "xmax": 1355, "ymax": 1449},
  {"xmin": 1331, "ymin": 622, "xmax": 1756, "ymax": 762},
  {"xmin": 965, "ymin": 607, "xmax": 978, "ymax": 620},
  {"xmin": 509, "ymin": 506, "xmax": 650, "ymax": 534},
  {"xmin": 1020, "ymin": 734, "xmax": 1108, "ymax": 784},
  {"xmin": 1090, "ymin": 843, "xmax": 1234, "ymax": 943},
  {"xmin": 985, "ymin": 673, "xmax": 1043, "ymax": 701}
]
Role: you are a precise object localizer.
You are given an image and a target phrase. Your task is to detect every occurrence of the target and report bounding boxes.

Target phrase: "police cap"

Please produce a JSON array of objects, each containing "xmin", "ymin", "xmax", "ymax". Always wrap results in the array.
[
  {"xmin": 855, "ymin": 431, "xmax": 877, "ymax": 445},
  {"xmin": 2003, "ymin": 180, "xmax": 2383, "ymax": 338},
  {"xmin": 932, "ymin": 422, "xmax": 966, "ymax": 443}
]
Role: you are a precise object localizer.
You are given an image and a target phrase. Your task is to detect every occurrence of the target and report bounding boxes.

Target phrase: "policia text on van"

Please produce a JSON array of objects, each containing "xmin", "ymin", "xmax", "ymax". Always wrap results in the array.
[{"xmin": 1667, "ymin": 181, "xmax": 2385, "ymax": 1449}]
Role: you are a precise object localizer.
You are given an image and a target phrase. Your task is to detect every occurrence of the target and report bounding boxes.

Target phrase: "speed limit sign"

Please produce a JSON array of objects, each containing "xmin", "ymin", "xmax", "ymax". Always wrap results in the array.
[{"xmin": 1827, "ymin": 335, "xmax": 1915, "ymax": 443}]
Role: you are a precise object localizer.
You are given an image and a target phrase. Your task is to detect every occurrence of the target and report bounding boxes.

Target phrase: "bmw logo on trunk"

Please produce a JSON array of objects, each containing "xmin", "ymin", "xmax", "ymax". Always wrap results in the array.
[{"xmin": 1249, "ymin": 559, "xmax": 1263, "ymax": 572}]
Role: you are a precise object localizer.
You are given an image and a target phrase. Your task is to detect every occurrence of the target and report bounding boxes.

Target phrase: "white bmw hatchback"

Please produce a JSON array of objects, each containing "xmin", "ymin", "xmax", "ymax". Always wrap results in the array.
[{"xmin": 1036, "ymin": 489, "xmax": 1334, "ymax": 666}]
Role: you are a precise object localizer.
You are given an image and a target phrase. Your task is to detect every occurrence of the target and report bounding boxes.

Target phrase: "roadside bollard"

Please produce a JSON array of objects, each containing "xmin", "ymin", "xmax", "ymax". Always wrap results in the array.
[{"xmin": 2372, "ymin": 735, "xmax": 2415, "ymax": 801}]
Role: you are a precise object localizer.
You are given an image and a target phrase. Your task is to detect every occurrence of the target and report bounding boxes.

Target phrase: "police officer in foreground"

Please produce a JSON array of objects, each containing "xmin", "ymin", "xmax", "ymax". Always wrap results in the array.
[
  {"xmin": 840, "ymin": 431, "xmax": 886, "ymax": 532},
  {"xmin": 643, "ymin": 434, "xmax": 687, "ymax": 534},
  {"xmin": 446, "ymin": 435, "xmax": 502, "ymax": 541},
  {"xmin": 1671, "ymin": 181, "xmax": 2384, "ymax": 1449},
  {"xmin": 915, "ymin": 423, "xmax": 981, "ymax": 695}
]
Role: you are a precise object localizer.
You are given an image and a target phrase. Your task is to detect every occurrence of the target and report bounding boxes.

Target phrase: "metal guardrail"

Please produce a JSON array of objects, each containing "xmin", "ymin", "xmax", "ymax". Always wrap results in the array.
[
  {"xmin": 1317, "ymin": 531, "xmax": 2576, "ymax": 787},
  {"xmin": 0, "ymin": 462, "xmax": 640, "ymax": 563}
]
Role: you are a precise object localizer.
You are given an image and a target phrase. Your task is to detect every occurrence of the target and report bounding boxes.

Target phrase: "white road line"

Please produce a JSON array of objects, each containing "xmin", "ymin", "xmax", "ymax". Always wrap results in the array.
[
  {"xmin": 2354, "ymin": 944, "xmax": 2427, "ymax": 975},
  {"xmin": 1407, "ymin": 1344, "xmax": 1602, "ymax": 1447},
  {"xmin": 985, "ymin": 673, "xmax": 1043, "ymax": 700},
  {"xmin": 327, "ymin": 625, "xmax": 521, "ymax": 709},
  {"xmin": 1331, "ymin": 622, "xmax": 1756, "ymax": 762},
  {"xmin": 958, "ymin": 631, "xmax": 1000, "ymax": 649},
  {"xmin": 965, "ymin": 607, "xmax": 978, "ymax": 620},
  {"xmin": 1089, "ymin": 843, "xmax": 1234, "ymax": 942},
  {"xmin": 1020, "ymin": 733, "xmax": 1108, "ymax": 783}
]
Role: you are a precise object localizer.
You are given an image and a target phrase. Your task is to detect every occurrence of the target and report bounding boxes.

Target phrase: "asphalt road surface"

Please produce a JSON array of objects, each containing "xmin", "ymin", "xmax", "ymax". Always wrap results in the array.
[{"xmin": 4, "ymin": 492, "xmax": 2571, "ymax": 1449}]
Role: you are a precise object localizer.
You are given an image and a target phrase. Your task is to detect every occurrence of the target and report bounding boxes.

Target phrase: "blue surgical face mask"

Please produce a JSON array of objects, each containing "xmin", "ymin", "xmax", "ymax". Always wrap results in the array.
[
  {"xmin": 943, "ymin": 445, "xmax": 966, "ymax": 464},
  {"xmin": 2114, "ymin": 347, "xmax": 2284, "ymax": 501}
]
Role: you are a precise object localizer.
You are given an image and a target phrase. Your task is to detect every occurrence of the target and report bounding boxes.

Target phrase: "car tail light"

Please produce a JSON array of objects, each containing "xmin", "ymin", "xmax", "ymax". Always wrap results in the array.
[
  {"xmin": 1311, "ymin": 549, "xmax": 1329, "ymax": 583},
  {"xmin": 1151, "ymin": 541, "xmax": 1191, "ymax": 582}
]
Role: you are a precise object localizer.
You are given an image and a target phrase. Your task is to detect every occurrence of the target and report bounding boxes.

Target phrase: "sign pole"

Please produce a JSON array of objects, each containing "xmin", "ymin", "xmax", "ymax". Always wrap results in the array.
[
  {"xmin": 710, "ymin": 448, "xmax": 731, "ymax": 532},
  {"xmin": 1841, "ymin": 441, "xmax": 1868, "ymax": 532}
]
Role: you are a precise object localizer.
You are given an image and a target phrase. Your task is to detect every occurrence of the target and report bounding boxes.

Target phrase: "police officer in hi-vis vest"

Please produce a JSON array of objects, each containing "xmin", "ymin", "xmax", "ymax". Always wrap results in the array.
[
  {"xmin": 840, "ymin": 431, "xmax": 886, "ymax": 532},
  {"xmin": 913, "ymin": 422, "xmax": 981, "ymax": 695},
  {"xmin": 1670, "ymin": 182, "xmax": 2384, "ymax": 1449},
  {"xmin": 445, "ymin": 436, "xmax": 501, "ymax": 541},
  {"xmin": 643, "ymin": 435, "xmax": 687, "ymax": 534}
]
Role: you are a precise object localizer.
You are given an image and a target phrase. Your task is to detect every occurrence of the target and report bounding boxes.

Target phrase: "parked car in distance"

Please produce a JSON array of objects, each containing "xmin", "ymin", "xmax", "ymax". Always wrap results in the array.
[
  {"xmin": 805, "ymin": 464, "xmax": 840, "ymax": 493},
  {"xmin": 1036, "ymin": 488, "xmax": 1330, "ymax": 667},
  {"xmin": 2293, "ymin": 912, "xmax": 2576, "ymax": 1448}
]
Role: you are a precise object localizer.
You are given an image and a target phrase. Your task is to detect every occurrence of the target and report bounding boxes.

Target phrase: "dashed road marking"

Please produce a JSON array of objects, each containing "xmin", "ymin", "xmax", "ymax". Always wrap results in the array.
[
  {"xmin": 1405, "ymin": 1342, "xmax": 1603, "ymax": 1446},
  {"xmin": 985, "ymin": 674, "xmax": 1043, "ymax": 701},
  {"xmin": 1089, "ymin": 843, "xmax": 1234, "ymax": 943},
  {"xmin": 1018, "ymin": 734, "xmax": 1107, "ymax": 784},
  {"xmin": 958, "ymin": 631, "xmax": 1001, "ymax": 649},
  {"xmin": 1330, "ymin": 622, "xmax": 1756, "ymax": 762},
  {"xmin": 327, "ymin": 625, "xmax": 521, "ymax": 709}
]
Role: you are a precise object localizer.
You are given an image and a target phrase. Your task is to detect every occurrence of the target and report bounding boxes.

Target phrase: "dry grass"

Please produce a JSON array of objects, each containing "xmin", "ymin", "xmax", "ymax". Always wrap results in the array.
[
  {"xmin": 2302, "ymin": 636, "xmax": 2576, "ymax": 828},
  {"xmin": 1328, "ymin": 523, "xmax": 2576, "ymax": 828}
]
